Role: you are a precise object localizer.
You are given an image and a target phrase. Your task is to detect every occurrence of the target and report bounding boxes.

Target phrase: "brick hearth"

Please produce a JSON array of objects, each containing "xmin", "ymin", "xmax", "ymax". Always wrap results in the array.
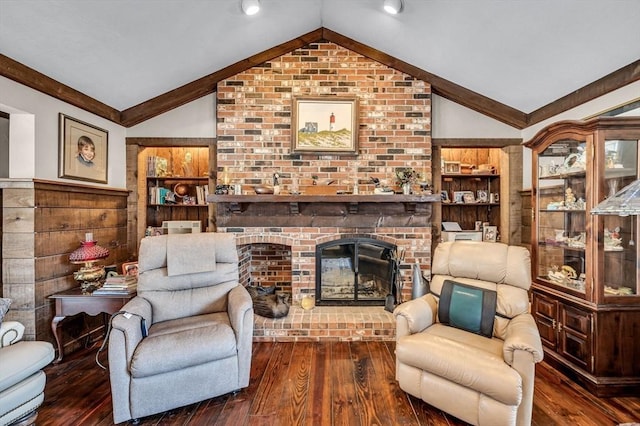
[{"xmin": 253, "ymin": 306, "xmax": 395, "ymax": 342}]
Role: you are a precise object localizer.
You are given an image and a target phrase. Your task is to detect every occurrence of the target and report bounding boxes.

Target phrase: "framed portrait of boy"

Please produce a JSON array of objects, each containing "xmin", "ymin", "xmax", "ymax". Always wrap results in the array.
[{"xmin": 59, "ymin": 113, "xmax": 108, "ymax": 184}]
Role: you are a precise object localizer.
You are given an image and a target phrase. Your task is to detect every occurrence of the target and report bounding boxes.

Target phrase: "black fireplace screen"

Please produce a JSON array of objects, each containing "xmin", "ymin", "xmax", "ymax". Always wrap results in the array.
[{"xmin": 316, "ymin": 238, "xmax": 397, "ymax": 306}]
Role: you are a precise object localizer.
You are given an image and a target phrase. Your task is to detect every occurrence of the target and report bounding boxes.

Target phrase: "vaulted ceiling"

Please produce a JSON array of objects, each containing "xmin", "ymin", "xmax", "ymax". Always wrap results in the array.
[{"xmin": 1, "ymin": 0, "xmax": 639, "ymax": 128}]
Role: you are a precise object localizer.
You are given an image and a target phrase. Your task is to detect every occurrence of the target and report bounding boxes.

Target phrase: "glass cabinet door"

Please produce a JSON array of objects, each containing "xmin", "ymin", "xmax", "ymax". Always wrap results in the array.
[
  {"xmin": 599, "ymin": 139, "xmax": 639, "ymax": 297},
  {"xmin": 536, "ymin": 138, "xmax": 588, "ymax": 294}
]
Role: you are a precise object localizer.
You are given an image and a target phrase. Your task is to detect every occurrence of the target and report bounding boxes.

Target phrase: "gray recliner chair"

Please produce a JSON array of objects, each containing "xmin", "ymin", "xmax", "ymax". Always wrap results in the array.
[
  {"xmin": 394, "ymin": 241, "xmax": 543, "ymax": 426},
  {"xmin": 108, "ymin": 232, "xmax": 253, "ymax": 424},
  {"xmin": 0, "ymin": 320, "xmax": 55, "ymax": 426}
]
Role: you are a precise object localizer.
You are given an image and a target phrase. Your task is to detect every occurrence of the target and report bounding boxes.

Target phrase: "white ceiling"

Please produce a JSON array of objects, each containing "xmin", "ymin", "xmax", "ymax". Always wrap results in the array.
[{"xmin": 1, "ymin": 0, "xmax": 639, "ymax": 114}]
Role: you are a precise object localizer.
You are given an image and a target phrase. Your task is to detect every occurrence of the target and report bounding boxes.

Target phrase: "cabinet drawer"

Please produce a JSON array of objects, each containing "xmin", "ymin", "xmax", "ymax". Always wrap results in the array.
[
  {"xmin": 561, "ymin": 304, "xmax": 590, "ymax": 335},
  {"xmin": 533, "ymin": 292, "xmax": 557, "ymax": 319}
]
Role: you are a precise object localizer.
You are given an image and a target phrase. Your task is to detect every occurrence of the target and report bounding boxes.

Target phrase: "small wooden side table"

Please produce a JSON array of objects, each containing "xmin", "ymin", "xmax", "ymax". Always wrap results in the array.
[{"xmin": 49, "ymin": 287, "xmax": 135, "ymax": 363}]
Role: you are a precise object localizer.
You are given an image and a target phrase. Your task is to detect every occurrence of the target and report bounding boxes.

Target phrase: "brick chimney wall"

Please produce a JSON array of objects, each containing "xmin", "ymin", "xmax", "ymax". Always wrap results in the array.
[
  {"xmin": 216, "ymin": 41, "xmax": 432, "ymax": 189},
  {"xmin": 216, "ymin": 41, "xmax": 433, "ymax": 304}
]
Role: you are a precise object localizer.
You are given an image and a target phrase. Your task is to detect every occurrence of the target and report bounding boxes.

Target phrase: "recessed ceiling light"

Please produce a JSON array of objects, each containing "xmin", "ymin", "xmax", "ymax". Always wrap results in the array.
[
  {"xmin": 383, "ymin": 0, "xmax": 403, "ymax": 14},
  {"xmin": 242, "ymin": 0, "xmax": 260, "ymax": 16}
]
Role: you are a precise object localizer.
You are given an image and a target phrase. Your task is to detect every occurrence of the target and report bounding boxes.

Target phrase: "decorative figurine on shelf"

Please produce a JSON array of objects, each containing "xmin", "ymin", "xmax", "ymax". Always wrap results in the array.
[
  {"xmin": 567, "ymin": 232, "xmax": 586, "ymax": 248},
  {"xmin": 181, "ymin": 152, "xmax": 194, "ymax": 177},
  {"xmin": 371, "ymin": 177, "xmax": 394, "ymax": 195},
  {"xmin": 419, "ymin": 180, "xmax": 432, "ymax": 194},
  {"xmin": 604, "ymin": 227, "xmax": 623, "ymax": 251},
  {"xmin": 273, "ymin": 172, "xmax": 280, "ymax": 195},
  {"xmin": 215, "ymin": 167, "xmax": 231, "ymax": 194},
  {"xmin": 564, "ymin": 187, "xmax": 577, "ymax": 209}
]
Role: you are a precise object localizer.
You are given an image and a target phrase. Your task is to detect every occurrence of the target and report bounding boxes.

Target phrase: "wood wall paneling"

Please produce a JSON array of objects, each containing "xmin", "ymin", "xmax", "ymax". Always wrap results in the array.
[{"xmin": 1, "ymin": 180, "xmax": 128, "ymax": 349}]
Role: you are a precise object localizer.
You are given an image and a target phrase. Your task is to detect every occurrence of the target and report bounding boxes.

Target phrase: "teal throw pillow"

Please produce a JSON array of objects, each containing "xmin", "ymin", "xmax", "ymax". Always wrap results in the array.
[{"xmin": 438, "ymin": 280, "xmax": 497, "ymax": 338}]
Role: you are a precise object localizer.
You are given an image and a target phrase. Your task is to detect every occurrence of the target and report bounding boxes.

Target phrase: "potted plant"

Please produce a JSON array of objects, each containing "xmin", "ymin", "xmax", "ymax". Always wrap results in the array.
[{"xmin": 395, "ymin": 168, "xmax": 420, "ymax": 194}]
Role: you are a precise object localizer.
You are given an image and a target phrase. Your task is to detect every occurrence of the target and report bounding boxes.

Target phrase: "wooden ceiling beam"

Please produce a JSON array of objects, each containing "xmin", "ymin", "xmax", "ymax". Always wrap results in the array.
[
  {"xmin": 526, "ymin": 59, "xmax": 640, "ymax": 127},
  {"xmin": 0, "ymin": 54, "xmax": 121, "ymax": 124}
]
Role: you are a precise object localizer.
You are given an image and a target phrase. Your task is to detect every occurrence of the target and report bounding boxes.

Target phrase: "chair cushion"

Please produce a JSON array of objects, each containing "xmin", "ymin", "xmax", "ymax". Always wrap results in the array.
[
  {"xmin": 0, "ymin": 341, "xmax": 55, "ymax": 391},
  {"xmin": 166, "ymin": 233, "xmax": 216, "ymax": 276},
  {"xmin": 396, "ymin": 324, "xmax": 522, "ymax": 406},
  {"xmin": 438, "ymin": 280, "xmax": 497, "ymax": 338},
  {"xmin": 0, "ymin": 370, "xmax": 46, "ymax": 423},
  {"xmin": 130, "ymin": 312, "xmax": 237, "ymax": 378}
]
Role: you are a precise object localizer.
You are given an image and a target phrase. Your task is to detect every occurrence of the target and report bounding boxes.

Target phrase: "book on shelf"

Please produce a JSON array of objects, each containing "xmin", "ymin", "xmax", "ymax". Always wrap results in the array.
[
  {"xmin": 149, "ymin": 186, "xmax": 171, "ymax": 204},
  {"xmin": 147, "ymin": 156, "xmax": 168, "ymax": 177},
  {"xmin": 194, "ymin": 184, "xmax": 209, "ymax": 205}
]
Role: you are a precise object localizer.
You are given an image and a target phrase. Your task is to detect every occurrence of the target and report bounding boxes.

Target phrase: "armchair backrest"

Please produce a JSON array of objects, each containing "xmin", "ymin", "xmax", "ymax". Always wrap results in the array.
[
  {"xmin": 430, "ymin": 241, "xmax": 531, "ymax": 339},
  {"xmin": 137, "ymin": 232, "xmax": 239, "ymax": 323}
]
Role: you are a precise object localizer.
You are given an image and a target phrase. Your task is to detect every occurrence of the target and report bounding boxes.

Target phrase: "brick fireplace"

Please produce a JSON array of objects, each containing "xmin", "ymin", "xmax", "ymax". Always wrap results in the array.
[
  {"xmin": 213, "ymin": 195, "xmax": 435, "ymax": 305},
  {"xmin": 211, "ymin": 41, "xmax": 434, "ymax": 340}
]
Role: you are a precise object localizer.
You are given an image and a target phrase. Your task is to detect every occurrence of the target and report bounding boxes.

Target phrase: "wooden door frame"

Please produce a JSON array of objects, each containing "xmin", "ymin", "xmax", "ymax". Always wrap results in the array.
[
  {"xmin": 125, "ymin": 137, "xmax": 216, "ymax": 257},
  {"xmin": 431, "ymin": 138, "xmax": 523, "ymax": 254}
]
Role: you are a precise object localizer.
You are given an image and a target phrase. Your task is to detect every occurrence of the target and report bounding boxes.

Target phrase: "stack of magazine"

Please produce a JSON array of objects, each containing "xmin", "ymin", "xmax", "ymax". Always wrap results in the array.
[{"xmin": 93, "ymin": 274, "xmax": 138, "ymax": 295}]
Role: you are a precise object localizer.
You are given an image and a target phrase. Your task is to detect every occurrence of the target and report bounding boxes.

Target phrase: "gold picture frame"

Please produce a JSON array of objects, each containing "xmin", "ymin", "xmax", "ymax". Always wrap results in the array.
[
  {"xmin": 59, "ymin": 113, "xmax": 108, "ymax": 184},
  {"xmin": 122, "ymin": 261, "xmax": 139, "ymax": 277},
  {"xmin": 292, "ymin": 96, "xmax": 358, "ymax": 154}
]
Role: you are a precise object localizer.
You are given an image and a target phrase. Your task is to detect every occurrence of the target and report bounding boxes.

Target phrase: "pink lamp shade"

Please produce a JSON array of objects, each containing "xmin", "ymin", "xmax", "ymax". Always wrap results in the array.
[
  {"xmin": 70, "ymin": 240, "xmax": 110, "ymax": 292},
  {"xmin": 70, "ymin": 240, "xmax": 110, "ymax": 263}
]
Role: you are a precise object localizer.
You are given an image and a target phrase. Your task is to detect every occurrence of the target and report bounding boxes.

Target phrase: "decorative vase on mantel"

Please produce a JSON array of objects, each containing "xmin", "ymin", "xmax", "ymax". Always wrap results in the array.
[{"xmin": 402, "ymin": 183, "xmax": 411, "ymax": 195}]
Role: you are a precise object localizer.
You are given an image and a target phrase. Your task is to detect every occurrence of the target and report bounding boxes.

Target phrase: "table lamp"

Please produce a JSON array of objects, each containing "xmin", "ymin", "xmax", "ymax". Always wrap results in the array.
[{"xmin": 69, "ymin": 233, "xmax": 110, "ymax": 291}]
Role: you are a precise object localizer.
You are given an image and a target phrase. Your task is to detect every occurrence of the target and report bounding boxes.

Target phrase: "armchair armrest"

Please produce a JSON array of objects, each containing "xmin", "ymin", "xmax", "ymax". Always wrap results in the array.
[
  {"xmin": 0, "ymin": 321, "xmax": 25, "ymax": 347},
  {"xmin": 227, "ymin": 285, "xmax": 254, "ymax": 388},
  {"xmin": 228, "ymin": 285, "xmax": 254, "ymax": 344},
  {"xmin": 393, "ymin": 294, "xmax": 437, "ymax": 338},
  {"xmin": 110, "ymin": 296, "xmax": 153, "ymax": 362},
  {"xmin": 503, "ymin": 313, "xmax": 544, "ymax": 365}
]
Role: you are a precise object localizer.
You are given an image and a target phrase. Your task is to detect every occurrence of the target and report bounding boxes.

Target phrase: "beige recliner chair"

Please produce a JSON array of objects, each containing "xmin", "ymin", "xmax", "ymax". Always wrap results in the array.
[
  {"xmin": 108, "ymin": 232, "xmax": 253, "ymax": 424},
  {"xmin": 0, "ymin": 320, "xmax": 55, "ymax": 426},
  {"xmin": 394, "ymin": 241, "xmax": 543, "ymax": 426}
]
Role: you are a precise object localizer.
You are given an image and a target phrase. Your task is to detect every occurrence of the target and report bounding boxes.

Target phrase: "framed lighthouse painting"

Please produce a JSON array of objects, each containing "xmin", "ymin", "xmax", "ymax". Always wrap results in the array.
[{"xmin": 292, "ymin": 96, "xmax": 358, "ymax": 154}]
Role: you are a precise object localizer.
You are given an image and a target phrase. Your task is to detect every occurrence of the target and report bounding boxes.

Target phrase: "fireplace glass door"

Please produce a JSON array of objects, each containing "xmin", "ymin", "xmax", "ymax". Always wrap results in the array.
[{"xmin": 316, "ymin": 238, "xmax": 396, "ymax": 306}]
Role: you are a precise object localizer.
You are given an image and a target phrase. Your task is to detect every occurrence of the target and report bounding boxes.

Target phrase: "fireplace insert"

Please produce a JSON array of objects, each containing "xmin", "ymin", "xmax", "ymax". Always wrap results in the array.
[{"xmin": 315, "ymin": 238, "xmax": 397, "ymax": 306}]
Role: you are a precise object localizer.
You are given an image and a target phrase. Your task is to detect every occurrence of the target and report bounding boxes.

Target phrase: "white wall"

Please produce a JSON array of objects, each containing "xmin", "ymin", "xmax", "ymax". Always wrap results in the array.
[
  {"xmin": 126, "ymin": 94, "xmax": 216, "ymax": 137},
  {"xmin": 432, "ymin": 95, "xmax": 521, "ymax": 138},
  {"xmin": 0, "ymin": 76, "xmax": 127, "ymax": 188}
]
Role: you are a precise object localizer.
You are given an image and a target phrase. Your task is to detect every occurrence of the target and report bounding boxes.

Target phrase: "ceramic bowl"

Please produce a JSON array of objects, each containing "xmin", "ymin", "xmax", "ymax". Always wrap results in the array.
[{"xmin": 254, "ymin": 185, "xmax": 274, "ymax": 194}]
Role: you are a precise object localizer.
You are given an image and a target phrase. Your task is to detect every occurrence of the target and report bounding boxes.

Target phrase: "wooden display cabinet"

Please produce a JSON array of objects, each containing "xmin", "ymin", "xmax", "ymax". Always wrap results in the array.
[{"xmin": 525, "ymin": 116, "xmax": 640, "ymax": 396}]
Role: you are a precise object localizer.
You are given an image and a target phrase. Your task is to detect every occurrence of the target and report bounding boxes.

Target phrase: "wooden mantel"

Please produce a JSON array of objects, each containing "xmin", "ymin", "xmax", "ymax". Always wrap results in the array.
[{"xmin": 208, "ymin": 193, "xmax": 441, "ymax": 228}]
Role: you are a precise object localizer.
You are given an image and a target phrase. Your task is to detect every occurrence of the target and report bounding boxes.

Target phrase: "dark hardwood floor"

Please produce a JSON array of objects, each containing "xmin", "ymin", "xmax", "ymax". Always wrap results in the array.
[{"xmin": 38, "ymin": 341, "xmax": 640, "ymax": 426}]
